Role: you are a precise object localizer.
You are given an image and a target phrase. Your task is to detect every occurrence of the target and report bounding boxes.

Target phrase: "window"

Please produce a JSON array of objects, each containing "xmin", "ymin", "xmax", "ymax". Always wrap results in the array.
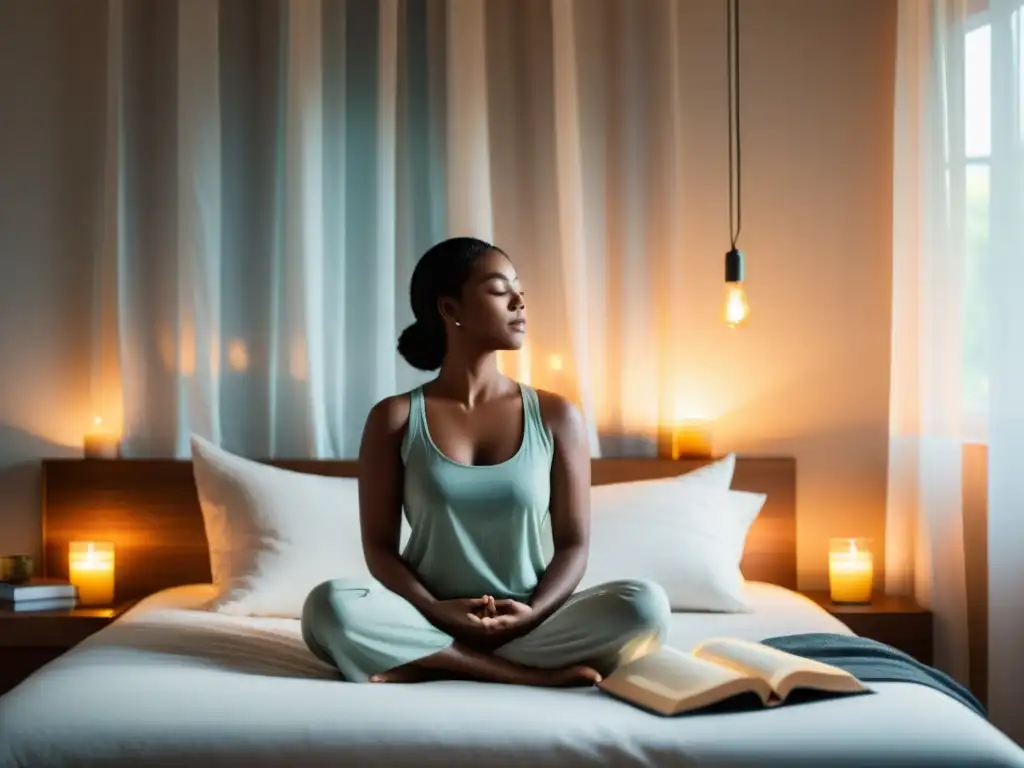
[
  {"xmin": 963, "ymin": 15, "xmax": 991, "ymax": 436},
  {"xmin": 962, "ymin": 2, "xmax": 1024, "ymax": 438}
]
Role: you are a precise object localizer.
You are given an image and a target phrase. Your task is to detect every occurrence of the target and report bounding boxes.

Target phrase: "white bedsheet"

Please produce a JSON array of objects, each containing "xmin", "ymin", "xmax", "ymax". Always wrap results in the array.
[{"xmin": 1, "ymin": 582, "xmax": 1021, "ymax": 768}]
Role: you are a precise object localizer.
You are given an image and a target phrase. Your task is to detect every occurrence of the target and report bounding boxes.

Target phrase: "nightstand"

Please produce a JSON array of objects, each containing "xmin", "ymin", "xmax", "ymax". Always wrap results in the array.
[
  {"xmin": 0, "ymin": 601, "xmax": 136, "ymax": 696},
  {"xmin": 802, "ymin": 591, "xmax": 934, "ymax": 665}
]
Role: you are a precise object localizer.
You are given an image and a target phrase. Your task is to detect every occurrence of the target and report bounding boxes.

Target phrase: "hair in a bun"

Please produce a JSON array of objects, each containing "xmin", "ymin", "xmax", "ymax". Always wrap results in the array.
[
  {"xmin": 397, "ymin": 320, "xmax": 446, "ymax": 371},
  {"xmin": 398, "ymin": 237, "xmax": 503, "ymax": 370}
]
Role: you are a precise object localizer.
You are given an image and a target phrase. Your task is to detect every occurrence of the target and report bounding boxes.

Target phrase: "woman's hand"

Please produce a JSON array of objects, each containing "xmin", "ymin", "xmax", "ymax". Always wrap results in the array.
[
  {"xmin": 471, "ymin": 599, "xmax": 537, "ymax": 645},
  {"xmin": 425, "ymin": 597, "xmax": 495, "ymax": 642},
  {"xmin": 426, "ymin": 596, "xmax": 536, "ymax": 649}
]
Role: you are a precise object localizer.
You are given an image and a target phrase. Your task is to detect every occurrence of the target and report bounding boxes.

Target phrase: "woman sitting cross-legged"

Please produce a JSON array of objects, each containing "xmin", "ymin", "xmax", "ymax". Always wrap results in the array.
[{"xmin": 301, "ymin": 237, "xmax": 671, "ymax": 686}]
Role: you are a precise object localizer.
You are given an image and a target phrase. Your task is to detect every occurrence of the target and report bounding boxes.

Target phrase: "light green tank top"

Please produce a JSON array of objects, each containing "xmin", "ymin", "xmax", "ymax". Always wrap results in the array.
[{"xmin": 400, "ymin": 383, "xmax": 554, "ymax": 602}]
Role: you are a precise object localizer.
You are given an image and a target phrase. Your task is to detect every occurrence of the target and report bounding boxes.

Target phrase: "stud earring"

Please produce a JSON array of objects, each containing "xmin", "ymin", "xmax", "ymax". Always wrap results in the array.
[{"xmin": 454, "ymin": 320, "xmax": 461, "ymax": 327}]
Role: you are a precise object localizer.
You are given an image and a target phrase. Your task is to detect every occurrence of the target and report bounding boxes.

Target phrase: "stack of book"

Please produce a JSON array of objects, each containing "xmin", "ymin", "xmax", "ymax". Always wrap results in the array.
[{"xmin": 0, "ymin": 578, "xmax": 78, "ymax": 612}]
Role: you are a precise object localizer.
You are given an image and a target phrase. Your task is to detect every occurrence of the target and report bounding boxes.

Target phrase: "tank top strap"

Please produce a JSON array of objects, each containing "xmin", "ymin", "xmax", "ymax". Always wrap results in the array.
[
  {"xmin": 519, "ymin": 384, "xmax": 554, "ymax": 455},
  {"xmin": 400, "ymin": 386, "xmax": 427, "ymax": 462}
]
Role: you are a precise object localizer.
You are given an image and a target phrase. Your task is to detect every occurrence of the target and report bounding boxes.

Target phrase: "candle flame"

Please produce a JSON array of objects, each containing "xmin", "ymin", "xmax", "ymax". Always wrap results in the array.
[
  {"xmin": 672, "ymin": 400, "xmax": 712, "ymax": 426},
  {"xmin": 227, "ymin": 339, "xmax": 249, "ymax": 371}
]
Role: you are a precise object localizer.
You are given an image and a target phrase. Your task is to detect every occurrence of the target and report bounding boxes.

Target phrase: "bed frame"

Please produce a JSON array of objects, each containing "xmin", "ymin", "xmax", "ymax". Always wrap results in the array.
[{"xmin": 40, "ymin": 456, "xmax": 797, "ymax": 603}]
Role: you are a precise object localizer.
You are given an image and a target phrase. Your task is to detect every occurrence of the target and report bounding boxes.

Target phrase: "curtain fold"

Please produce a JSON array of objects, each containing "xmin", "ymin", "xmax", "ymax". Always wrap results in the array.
[
  {"xmin": 887, "ymin": 0, "xmax": 970, "ymax": 687},
  {"xmin": 550, "ymin": 0, "xmax": 598, "ymax": 454},
  {"xmin": 177, "ymin": 0, "xmax": 223, "ymax": 452},
  {"xmin": 91, "ymin": 0, "xmax": 695, "ymax": 460},
  {"xmin": 91, "ymin": 0, "xmax": 126, "ymax": 440}
]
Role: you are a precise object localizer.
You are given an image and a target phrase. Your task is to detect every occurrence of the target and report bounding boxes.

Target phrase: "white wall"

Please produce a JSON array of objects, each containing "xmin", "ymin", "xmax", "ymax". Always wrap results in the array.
[
  {"xmin": 0, "ymin": 1, "xmax": 106, "ymax": 561},
  {"xmin": 672, "ymin": 0, "xmax": 896, "ymax": 587}
]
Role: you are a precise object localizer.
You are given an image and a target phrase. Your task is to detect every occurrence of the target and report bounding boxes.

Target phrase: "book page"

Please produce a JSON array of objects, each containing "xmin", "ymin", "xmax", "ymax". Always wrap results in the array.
[
  {"xmin": 692, "ymin": 638, "xmax": 867, "ymax": 699},
  {"xmin": 599, "ymin": 646, "xmax": 770, "ymax": 715}
]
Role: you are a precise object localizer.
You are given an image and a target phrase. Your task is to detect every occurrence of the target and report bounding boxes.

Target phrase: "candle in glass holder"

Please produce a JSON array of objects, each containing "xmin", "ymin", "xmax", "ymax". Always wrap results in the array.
[
  {"xmin": 672, "ymin": 421, "xmax": 712, "ymax": 459},
  {"xmin": 829, "ymin": 538, "xmax": 873, "ymax": 604},
  {"xmin": 69, "ymin": 541, "xmax": 115, "ymax": 606},
  {"xmin": 83, "ymin": 416, "xmax": 120, "ymax": 459},
  {"xmin": 658, "ymin": 419, "xmax": 713, "ymax": 459}
]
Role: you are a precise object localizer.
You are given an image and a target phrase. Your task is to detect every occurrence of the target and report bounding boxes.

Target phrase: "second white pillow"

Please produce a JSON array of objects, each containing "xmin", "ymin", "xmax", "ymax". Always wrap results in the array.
[{"xmin": 580, "ymin": 481, "xmax": 765, "ymax": 612}]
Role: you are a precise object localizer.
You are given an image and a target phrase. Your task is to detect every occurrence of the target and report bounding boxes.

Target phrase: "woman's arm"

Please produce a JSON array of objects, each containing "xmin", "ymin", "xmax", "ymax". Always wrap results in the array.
[
  {"xmin": 523, "ymin": 392, "xmax": 592, "ymax": 626},
  {"xmin": 358, "ymin": 396, "xmax": 440, "ymax": 616}
]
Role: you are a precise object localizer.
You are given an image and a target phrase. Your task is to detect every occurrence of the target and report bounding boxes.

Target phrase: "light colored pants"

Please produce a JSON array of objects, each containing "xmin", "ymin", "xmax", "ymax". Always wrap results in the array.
[{"xmin": 301, "ymin": 577, "xmax": 671, "ymax": 683}]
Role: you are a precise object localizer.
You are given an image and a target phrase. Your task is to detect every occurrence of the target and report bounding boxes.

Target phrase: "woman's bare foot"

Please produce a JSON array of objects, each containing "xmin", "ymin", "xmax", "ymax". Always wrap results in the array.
[
  {"xmin": 524, "ymin": 664, "xmax": 602, "ymax": 688},
  {"xmin": 368, "ymin": 665, "xmax": 433, "ymax": 683},
  {"xmin": 372, "ymin": 644, "xmax": 603, "ymax": 688},
  {"xmin": 369, "ymin": 662, "xmax": 600, "ymax": 687}
]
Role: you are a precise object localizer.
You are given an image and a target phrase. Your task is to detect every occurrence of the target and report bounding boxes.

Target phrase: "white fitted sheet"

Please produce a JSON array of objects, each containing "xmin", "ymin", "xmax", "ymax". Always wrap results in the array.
[{"xmin": 1, "ymin": 581, "xmax": 1021, "ymax": 768}]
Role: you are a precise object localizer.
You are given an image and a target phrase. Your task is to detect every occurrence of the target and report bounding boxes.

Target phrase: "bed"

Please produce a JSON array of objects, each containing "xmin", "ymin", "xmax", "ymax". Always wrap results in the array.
[{"xmin": 1, "ymin": 455, "xmax": 1022, "ymax": 767}]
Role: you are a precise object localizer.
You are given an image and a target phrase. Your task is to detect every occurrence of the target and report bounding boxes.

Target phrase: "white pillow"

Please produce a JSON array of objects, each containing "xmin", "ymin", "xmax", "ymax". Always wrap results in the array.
[
  {"xmin": 599, "ymin": 453, "xmax": 737, "ymax": 495},
  {"xmin": 676, "ymin": 452, "xmax": 736, "ymax": 489},
  {"xmin": 581, "ymin": 480, "xmax": 765, "ymax": 612},
  {"xmin": 190, "ymin": 435, "xmax": 371, "ymax": 617}
]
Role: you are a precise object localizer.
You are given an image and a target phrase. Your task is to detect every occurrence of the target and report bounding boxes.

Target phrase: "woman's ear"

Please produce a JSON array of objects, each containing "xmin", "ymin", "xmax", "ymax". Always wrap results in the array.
[{"xmin": 437, "ymin": 297, "xmax": 461, "ymax": 327}]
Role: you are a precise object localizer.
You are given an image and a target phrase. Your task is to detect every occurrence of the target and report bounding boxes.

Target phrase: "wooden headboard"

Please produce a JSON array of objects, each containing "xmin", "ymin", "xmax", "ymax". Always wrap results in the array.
[{"xmin": 41, "ymin": 456, "xmax": 796, "ymax": 602}]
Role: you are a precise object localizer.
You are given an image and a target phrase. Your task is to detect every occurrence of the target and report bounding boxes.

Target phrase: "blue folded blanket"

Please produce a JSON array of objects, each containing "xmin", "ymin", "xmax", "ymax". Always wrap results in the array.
[{"xmin": 761, "ymin": 632, "xmax": 985, "ymax": 718}]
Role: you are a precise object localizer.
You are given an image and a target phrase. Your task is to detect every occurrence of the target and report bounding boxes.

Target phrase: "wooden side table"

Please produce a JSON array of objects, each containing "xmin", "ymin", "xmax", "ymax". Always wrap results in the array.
[
  {"xmin": 802, "ymin": 591, "xmax": 934, "ymax": 665},
  {"xmin": 0, "ymin": 601, "xmax": 137, "ymax": 696}
]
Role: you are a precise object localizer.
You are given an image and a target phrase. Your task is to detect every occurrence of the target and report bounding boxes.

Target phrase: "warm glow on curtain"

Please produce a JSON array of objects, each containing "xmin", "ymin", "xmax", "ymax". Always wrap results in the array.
[{"xmin": 90, "ymin": 0, "xmax": 693, "ymax": 459}]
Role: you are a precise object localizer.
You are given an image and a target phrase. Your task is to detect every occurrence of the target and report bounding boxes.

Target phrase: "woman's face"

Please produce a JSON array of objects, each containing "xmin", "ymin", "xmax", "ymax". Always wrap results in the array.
[{"xmin": 446, "ymin": 249, "xmax": 526, "ymax": 352}]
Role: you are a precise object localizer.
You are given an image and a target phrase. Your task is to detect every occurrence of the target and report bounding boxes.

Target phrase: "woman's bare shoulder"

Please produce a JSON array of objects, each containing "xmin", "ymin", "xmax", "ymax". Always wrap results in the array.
[
  {"xmin": 531, "ymin": 387, "xmax": 585, "ymax": 436},
  {"xmin": 364, "ymin": 391, "xmax": 415, "ymax": 436}
]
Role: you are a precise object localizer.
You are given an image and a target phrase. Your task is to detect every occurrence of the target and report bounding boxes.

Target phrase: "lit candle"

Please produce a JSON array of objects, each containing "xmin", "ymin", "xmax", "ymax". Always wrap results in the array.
[
  {"xmin": 84, "ymin": 416, "xmax": 120, "ymax": 459},
  {"xmin": 671, "ymin": 421, "xmax": 713, "ymax": 459},
  {"xmin": 829, "ymin": 538, "xmax": 873, "ymax": 604},
  {"xmin": 68, "ymin": 541, "xmax": 115, "ymax": 606},
  {"xmin": 658, "ymin": 416, "xmax": 713, "ymax": 459}
]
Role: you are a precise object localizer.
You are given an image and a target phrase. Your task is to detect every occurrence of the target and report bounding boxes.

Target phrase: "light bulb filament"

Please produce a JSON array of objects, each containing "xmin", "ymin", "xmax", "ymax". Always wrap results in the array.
[{"xmin": 724, "ymin": 282, "xmax": 750, "ymax": 328}]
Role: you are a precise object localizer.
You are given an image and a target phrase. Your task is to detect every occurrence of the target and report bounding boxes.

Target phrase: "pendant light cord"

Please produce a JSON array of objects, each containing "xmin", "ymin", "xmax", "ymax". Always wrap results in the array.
[{"xmin": 727, "ymin": 0, "xmax": 742, "ymax": 250}]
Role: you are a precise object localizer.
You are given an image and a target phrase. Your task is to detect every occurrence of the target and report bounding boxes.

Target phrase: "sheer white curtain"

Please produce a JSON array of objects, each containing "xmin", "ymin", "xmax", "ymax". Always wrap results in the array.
[
  {"xmin": 985, "ymin": 0, "xmax": 1024, "ymax": 747},
  {"xmin": 887, "ymin": 0, "xmax": 970, "ymax": 687},
  {"xmin": 90, "ymin": 0, "xmax": 691, "ymax": 460},
  {"xmin": 889, "ymin": 0, "xmax": 1024, "ymax": 743}
]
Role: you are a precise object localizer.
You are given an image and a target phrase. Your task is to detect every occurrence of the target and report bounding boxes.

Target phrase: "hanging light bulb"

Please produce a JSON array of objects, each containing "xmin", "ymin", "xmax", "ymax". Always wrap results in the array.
[
  {"xmin": 724, "ymin": 283, "xmax": 749, "ymax": 328},
  {"xmin": 724, "ymin": 248, "xmax": 749, "ymax": 328},
  {"xmin": 722, "ymin": 0, "xmax": 749, "ymax": 329}
]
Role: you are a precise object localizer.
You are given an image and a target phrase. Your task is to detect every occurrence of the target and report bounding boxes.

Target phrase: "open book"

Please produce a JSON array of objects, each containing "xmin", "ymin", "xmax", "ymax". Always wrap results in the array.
[{"xmin": 598, "ymin": 637, "xmax": 869, "ymax": 716}]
